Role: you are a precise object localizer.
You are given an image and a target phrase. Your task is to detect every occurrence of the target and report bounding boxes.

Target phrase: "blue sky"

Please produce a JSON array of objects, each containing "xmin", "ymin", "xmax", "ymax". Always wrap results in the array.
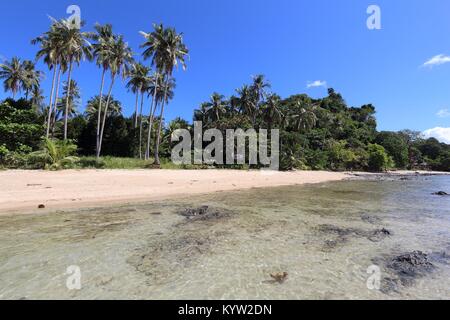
[{"xmin": 1, "ymin": 0, "xmax": 450, "ymax": 141}]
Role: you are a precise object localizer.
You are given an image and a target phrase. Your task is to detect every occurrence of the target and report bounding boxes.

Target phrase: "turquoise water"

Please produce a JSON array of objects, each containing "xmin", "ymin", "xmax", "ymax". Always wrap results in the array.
[{"xmin": 0, "ymin": 176, "xmax": 449, "ymax": 299}]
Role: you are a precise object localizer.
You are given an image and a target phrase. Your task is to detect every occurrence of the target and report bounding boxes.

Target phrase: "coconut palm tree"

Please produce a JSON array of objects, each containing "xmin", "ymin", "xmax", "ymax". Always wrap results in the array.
[
  {"xmin": 22, "ymin": 60, "xmax": 43, "ymax": 100},
  {"xmin": 140, "ymin": 23, "xmax": 189, "ymax": 165},
  {"xmin": 290, "ymin": 101, "xmax": 317, "ymax": 132},
  {"xmin": 31, "ymin": 87, "xmax": 45, "ymax": 110},
  {"xmin": 85, "ymin": 95, "xmax": 122, "ymax": 120},
  {"xmin": 144, "ymin": 73, "xmax": 175, "ymax": 160},
  {"xmin": 261, "ymin": 94, "xmax": 283, "ymax": 130},
  {"xmin": 0, "ymin": 57, "xmax": 25, "ymax": 99},
  {"xmin": 91, "ymin": 23, "xmax": 116, "ymax": 155},
  {"xmin": 51, "ymin": 18, "xmax": 93, "ymax": 140},
  {"xmin": 32, "ymin": 22, "xmax": 62, "ymax": 137},
  {"xmin": 97, "ymin": 35, "xmax": 133, "ymax": 157},
  {"xmin": 205, "ymin": 93, "xmax": 227, "ymax": 122},
  {"xmin": 126, "ymin": 62, "xmax": 151, "ymax": 129}
]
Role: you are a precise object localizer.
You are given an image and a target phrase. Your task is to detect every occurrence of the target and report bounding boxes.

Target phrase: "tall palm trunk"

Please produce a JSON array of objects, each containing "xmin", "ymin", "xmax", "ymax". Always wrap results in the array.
[
  {"xmin": 138, "ymin": 91, "xmax": 145, "ymax": 159},
  {"xmin": 45, "ymin": 64, "xmax": 57, "ymax": 138},
  {"xmin": 145, "ymin": 77, "xmax": 159, "ymax": 160},
  {"xmin": 51, "ymin": 66, "xmax": 63, "ymax": 138},
  {"xmin": 64, "ymin": 58, "xmax": 74, "ymax": 140},
  {"xmin": 134, "ymin": 84, "xmax": 142, "ymax": 129},
  {"xmin": 97, "ymin": 75, "xmax": 116, "ymax": 157},
  {"xmin": 154, "ymin": 74, "xmax": 169, "ymax": 165},
  {"xmin": 145, "ymin": 97, "xmax": 158, "ymax": 160},
  {"xmin": 96, "ymin": 68, "xmax": 106, "ymax": 160}
]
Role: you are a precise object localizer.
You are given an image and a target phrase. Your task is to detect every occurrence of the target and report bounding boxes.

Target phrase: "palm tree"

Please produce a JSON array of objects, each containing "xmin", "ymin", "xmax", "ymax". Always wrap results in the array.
[
  {"xmin": 32, "ymin": 22, "xmax": 62, "ymax": 137},
  {"xmin": 91, "ymin": 23, "xmax": 116, "ymax": 155},
  {"xmin": 85, "ymin": 95, "xmax": 122, "ymax": 120},
  {"xmin": 205, "ymin": 93, "xmax": 227, "ymax": 122},
  {"xmin": 290, "ymin": 101, "xmax": 317, "ymax": 132},
  {"xmin": 31, "ymin": 87, "xmax": 45, "ymax": 109},
  {"xmin": 60, "ymin": 79, "xmax": 81, "ymax": 117},
  {"xmin": 261, "ymin": 94, "xmax": 283, "ymax": 130},
  {"xmin": 140, "ymin": 23, "xmax": 189, "ymax": 165},
  {"xmin": 0, "ymin": 57, "xmax": 25, "ymax": 99},
  {"xmin": 237, "ymin": 85, "xmax": 254, "ymax": 122},
  {"xmin": 22, "ymin": 60, "xmax": 43, "ymax": 100},
  {"xmin": 51, "ymin": 18, "xmax": 93, "ymax": 140},
  {"xmin": 126, "ymin": 62, "xmax": 151, "ymax": 129},
  {"xmin": 97, "ymin": 35, "xmax": 133, "ymax": 157},
  {"xmin": 144, "ymin": 73, "xmax": 175, "ymax": 160}
]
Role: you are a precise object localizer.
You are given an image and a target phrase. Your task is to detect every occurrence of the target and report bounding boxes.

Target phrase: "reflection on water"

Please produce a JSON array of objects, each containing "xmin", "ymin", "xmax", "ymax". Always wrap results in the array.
[{"xmin": 0, "ymin": 176, "xmax": 449, "ymax": 300}]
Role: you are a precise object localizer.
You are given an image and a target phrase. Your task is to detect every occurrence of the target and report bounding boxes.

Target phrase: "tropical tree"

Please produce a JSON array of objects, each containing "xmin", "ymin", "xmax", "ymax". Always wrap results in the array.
[
  {"xmin": 0, "ymin": 57, "xmax": 25, "ymax": 99},
  {"xmin": 97, "ymin": 35, "xmax": 133, "ymax": 157},
  {"xmin": 261, "ymin": 93, "xmax": 283, "ymax": 130},
  {"xmin": 51, "ymin": 18, "xmax": 93, "ymax": 140},
  {"xmin": 289, "ymin": 101, "xmax": 317, "ymax": 132},
  {"xmin": 140, "ymin": 23, "xmax": 189, "ymax": 164},
  {"xmin": 32, "ymin": 22, "xmax": 62, "ymax": 137},
  {"xmin": 85, "ymin": 95, "xmax": 122, "ymax": 120},
  {"xmin": 205, "ymin": 93, "xmax": 227, "ymax": 122},
  {"xmin": 144, "ymin": 73, "xmax": 175, "ymax": 160},
  {"xmin": 91, "ymin": 23, "xmax": 115, "ymax": 155},
  {"xmin": 126, "ymin": 62, "xmax": 151, "ymax": 128}
]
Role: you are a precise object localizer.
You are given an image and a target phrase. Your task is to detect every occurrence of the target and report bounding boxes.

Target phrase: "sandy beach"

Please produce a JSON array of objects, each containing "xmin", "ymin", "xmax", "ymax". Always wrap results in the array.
[{"xmin": 0, "ymin": 169, "xmax": 351, "ymax": 214}]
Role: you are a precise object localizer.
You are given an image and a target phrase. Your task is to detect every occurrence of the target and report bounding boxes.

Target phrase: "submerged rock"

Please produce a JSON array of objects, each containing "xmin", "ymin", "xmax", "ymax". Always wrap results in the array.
[
  {"xmin": 360, "ymin": 213, "xmax": 382, "ymax": 224},
  {"xmin": 388, "ymin": 251, "xmax": 434, "ymax": 277},
  {"xmin": 368, "ymin": 228, "xmax": 392, "ymax": 242},
  {"xmin": 180, "ymin": 206, "xmax": 209, "ymax": 217},
  {"xmin": 178, "ymin": 206, "xmax": 233, "ymax": 222},
  {"xmin": 270, "ymin": 272, "xmax": 288, "ymax": 284},
  {"xmin": 432, "ymin": 191, "xmax": 449, "ymax": 196},
  {"xmin": 374, "ymin": 251, "xmax": 435, "ymax": 294}
]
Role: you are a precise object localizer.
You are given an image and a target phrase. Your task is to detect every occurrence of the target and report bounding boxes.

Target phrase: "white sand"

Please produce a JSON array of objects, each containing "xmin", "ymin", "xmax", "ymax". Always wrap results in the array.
[{"xmin": 0, "ymin": 169, "xmax": 349, "ymax": 215}]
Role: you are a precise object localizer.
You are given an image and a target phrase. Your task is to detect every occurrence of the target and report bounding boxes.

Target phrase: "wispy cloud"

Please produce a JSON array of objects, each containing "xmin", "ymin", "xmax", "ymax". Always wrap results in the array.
[
  {"xmin": 437, "ymin": 109, "xmax": 450, "ymax": 118},
  {"xmin": 307, "ymin": 80, "xmax": 327, "ymax": 88},
  {"xmin": 423, "ymin": 127, "xmax": 450, "ymax": 144},
  {"xmin": 422, "ymin": 54, "xmax": 450, "ymax": 68}
]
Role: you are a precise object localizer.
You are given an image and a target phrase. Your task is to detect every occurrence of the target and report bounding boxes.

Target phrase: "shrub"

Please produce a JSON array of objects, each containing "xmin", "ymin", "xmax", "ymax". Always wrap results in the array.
[{"xmin": 367, "ymin": 144, "xmax": 394, "ymax": 172}]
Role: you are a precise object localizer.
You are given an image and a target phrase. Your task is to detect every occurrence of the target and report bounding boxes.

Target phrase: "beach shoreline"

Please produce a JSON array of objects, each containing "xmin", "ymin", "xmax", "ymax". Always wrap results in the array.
[{"xmin": 0, "ymin": 169, "xmax": 448, "ymax": 216}]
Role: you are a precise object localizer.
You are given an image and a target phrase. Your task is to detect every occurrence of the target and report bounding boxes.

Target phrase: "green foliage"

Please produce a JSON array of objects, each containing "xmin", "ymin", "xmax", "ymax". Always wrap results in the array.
[
  {"xmin": 0, "ymin": 100, "xmax": 43, "ymax": 151},
  {"xmin": 375, "ymin": 131, "xmax": 409, "ymax": 168},
  {"xmin": 29, "ymin": 138, "xmax": 79, "ymax": 170},
  {"xmin": 367, "ymin": 144, "xmax": 394, "ymax": 172}
]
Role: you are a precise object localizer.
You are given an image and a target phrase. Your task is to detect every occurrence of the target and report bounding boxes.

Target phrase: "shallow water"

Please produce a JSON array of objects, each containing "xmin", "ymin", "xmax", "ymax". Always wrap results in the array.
[{"xmin": 1, "ymin": 176, "xmax": 450, "ymax": 300}]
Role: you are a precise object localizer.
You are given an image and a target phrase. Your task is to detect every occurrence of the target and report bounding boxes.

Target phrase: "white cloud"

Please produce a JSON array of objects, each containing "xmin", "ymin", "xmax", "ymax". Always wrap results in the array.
[
  {"xmin": 307, "ymin": 80, "xmax": 327, "ymax": 88},
  {"xmin": 422, "ymin": 54, "xmax": 450, "ymax": 68},
  {"xmin": 437, "ymin": 109, "xmax": 450, "ymax": 118},
  {"xmin": 423, "ymin": 127, "xmax": 450, "ymax": 144}
]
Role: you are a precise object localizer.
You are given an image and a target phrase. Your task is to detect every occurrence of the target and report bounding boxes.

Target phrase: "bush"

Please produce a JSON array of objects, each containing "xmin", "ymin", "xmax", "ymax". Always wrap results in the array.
[
  {"xmin": 367, "ymin": 144, "xmax": 394, "ymax": 172},
  {"xmin": 29, "ymin": 139, "xmax": 80, "ymax": 170}
]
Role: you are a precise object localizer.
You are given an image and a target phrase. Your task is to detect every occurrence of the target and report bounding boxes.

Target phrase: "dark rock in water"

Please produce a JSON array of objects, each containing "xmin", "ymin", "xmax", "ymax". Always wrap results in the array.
[
  {"xmin": 38, "ymin": 204, "xmax": 45, "ymax": 209},
  {"xmin": 432, "ymin": 191, "xmax": 449, "ymax": 196},
  {"xmin": 361, "ymin": 213, "xmax": 382, "ymax": 224},
  {"xmin": 387, "ymin": 251, "xmax": 434, "ymax": 278},
  {"xmin": 374, "ymin": 251, "xmax": 435, "ymax": 294},
  {"xmin": 270, "ymin": 272, "xmax": 288, "ymax": 284},
  {"xmin": 380, "ymin": 277, "xmax": 402, "ymax": 294},
  {"xmin": 178, "ymin": 206, "xmax": 233, "ymax": 223},
  {"xmin": 368, "ymin": 228, "xmax": 392, "ymax": 242},
  {"xmin": 181, "ymin": 206, "xmax": 209, "ymax": 217}
]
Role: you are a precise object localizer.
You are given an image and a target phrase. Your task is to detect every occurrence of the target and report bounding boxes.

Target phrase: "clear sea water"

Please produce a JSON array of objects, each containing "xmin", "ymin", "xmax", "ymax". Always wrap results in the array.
[{"xmin": 1, "ymin": 175, "xmax": 449, "ymax": 299}]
